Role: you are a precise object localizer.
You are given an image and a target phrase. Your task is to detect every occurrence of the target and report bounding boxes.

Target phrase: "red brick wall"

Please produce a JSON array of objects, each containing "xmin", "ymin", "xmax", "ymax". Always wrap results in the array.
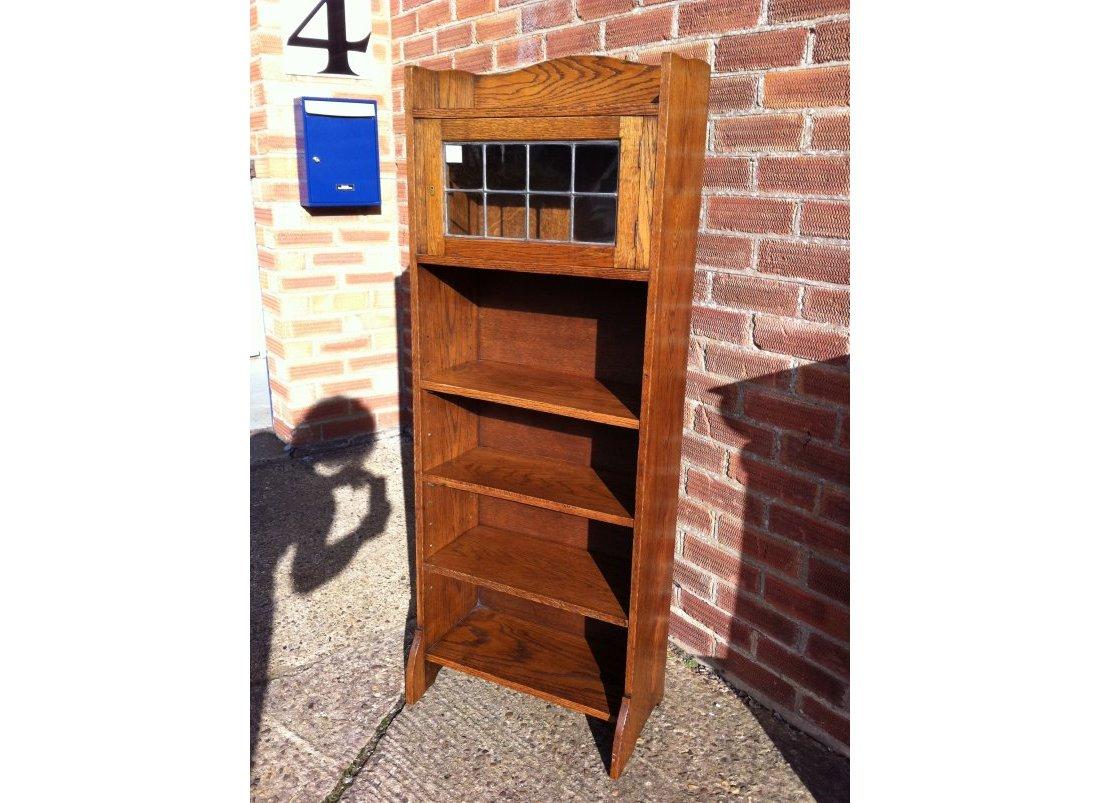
[{"xmin": 389, "ymin": 0, "xmax": 850, "ymax": 753}]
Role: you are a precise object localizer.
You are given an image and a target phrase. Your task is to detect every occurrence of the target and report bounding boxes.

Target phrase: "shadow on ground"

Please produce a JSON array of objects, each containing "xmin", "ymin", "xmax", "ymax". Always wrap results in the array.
[{"xmin": 251, "ymin": 399, "xmax": 401, "ymax": 769}]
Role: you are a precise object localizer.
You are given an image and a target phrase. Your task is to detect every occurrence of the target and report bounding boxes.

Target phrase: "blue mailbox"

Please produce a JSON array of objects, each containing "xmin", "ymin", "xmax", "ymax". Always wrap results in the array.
[{"xmin": 295, "ymin": 97, "xmax": 382, "ymax": 208}]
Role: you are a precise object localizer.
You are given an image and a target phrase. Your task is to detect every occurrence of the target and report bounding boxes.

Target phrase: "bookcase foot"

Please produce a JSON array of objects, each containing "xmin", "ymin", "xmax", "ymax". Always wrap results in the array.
[
  {"xmin": 609, "ymin": 695, "xmax": 655, "ymax": 779},
  {"xmin": 404, "ymin": 628, "xmax": 439, "ymax": 705}
]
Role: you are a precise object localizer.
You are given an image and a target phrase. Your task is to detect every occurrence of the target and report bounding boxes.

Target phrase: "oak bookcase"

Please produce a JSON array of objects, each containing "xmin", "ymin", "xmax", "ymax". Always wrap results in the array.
[{"xmin": 403, "ymin": 54, "xmax": 710, "ymax": 778}]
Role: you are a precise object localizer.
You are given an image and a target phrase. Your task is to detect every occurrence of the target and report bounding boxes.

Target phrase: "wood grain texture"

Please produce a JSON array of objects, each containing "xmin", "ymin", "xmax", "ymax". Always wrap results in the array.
[
  {"xmin": 405, "ymin": 66, "xmax": 441, "ymax": 706},
  {"xmin": 418, "ymin": 391, "xmax": 477, "ymax": 472},
  {"xmin": 474, "ymin": 270, "xmax": 648, "ymax": 387},
  {"xmin": 420, "ymin": 254, "xmax": 647, "ymax": 282},
  {"xmin": 443, "ymin": 237, "xmax": 616, "ymax": 269},
  {"xmin": 436, "ymin": 69, "xmax": 475, "ymax": 109},
  {"xmin": 426, "ymin": 606, "xmax": 625, "ymax": 720},
  {"xmin": 422, "ymin": 360, "xmax": 641, "ymax": 428},
  {"xmin": 625, "ymin": 55, "xmax": 711, "ymax": 715},
  {"xmin": 415, "ymin": 265, "xmax": 478, "ymax": 377},
  {"xmin": 404, "ymin": 628, "xmax": 438, "ymax": 704},
  {"xmin": 478, "ymin": 496, "xmax": 634, "ymax": 556},
  {"xmin": 609, "ymin": 693, "xmax": 654, "ymax": 779},
  {"xmin": 424, "ymin": 446, "xmax": 635, "ymax": 526},
  {"xmin": 476, "ymin": 401, "xmax": 638, "ymax": 478},
  {"xmin": 441, "ymin": 116, "xmax": 620, "ymax": 141},
  {"xmin": 414, "ymin": 103, "xmax": 659, "ymax": 119},
  {"xmin": 472, "ymin": 56, "xmax": 661, "ymax": 115},
  {"xmin": 406, "ymin": 65, "xmax": 477, "ymax": 707},
  {"xmin": 421, "ymin": 482, "xmax": 478, "ymax": 558},
  {"xmin": 615, "ymin": 117, "xmax": 642, "ymax": 272},
  {"xmin": 613, "ymin": 116, "xmax": 658, "ymax": 273},
  {"xmin": 413, "ymin": 118, "xmax": 444, "ymax": 254},
  {"xmin": 635, "ymin": 117, "xmax": 658, "ymax": 271},
  {"xmin": 425, "ymin": 524, "xmax": 630, "ymax": 625}
]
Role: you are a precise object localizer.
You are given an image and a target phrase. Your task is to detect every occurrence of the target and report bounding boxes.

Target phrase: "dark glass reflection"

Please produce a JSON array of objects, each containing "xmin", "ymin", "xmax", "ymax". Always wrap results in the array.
[
  {"xmin": 573, "ymin": 196, "xmax": 616, "ymax": 243},
  {"xmin": 446, "ymin": 144, "xmax": 483, "ymax": 190},
  {"xmin": 529, "ymin": 144, "xmax": 571, "ymax": 191},
  {"xmin": 574, "ymin": 143, "xmax": 619, "ymax": 193},
  {"xmin": 485, "ymin": 144, "xmax": 526, "ymax": 190}
]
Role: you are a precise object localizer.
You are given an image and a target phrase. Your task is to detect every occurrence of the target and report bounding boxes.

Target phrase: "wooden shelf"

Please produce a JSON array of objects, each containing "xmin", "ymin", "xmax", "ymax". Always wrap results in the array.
[
  {"xmin": 426, "ymin": 606, "xmax": 625, "ymax": 721},
  {"xmin": 423, "ymin": 360, "xmax": 641, "ymax": 429},
  {"xmin": 425, "ymin": 525, "xmax": 630, "ymax": 625},
  {"xmin": 424, "ymin": 447, "xmax": 635, "ymax": 526},
  {"xmin": 418, "ymin": 253, "xmax": 648, "ymax": 282}
]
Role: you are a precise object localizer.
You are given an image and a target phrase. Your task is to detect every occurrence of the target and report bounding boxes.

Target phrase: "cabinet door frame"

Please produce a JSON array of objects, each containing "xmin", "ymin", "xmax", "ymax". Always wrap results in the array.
[{"xmin": 411, "ymin": 114, "xmax": 655, "ymax": 272}]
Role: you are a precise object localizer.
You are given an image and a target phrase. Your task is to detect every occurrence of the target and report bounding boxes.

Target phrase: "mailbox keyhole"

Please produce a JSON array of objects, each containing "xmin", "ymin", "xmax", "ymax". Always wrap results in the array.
[{"xmin": 312, "ymin": 155, "xmax": 321, "ymax": 163}]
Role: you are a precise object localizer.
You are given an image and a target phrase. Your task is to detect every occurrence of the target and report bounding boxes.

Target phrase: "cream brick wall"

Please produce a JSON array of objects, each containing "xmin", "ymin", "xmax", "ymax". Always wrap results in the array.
[{"xmin": 250, "ymin": 0, "xmax": 402, "ymax": 443}]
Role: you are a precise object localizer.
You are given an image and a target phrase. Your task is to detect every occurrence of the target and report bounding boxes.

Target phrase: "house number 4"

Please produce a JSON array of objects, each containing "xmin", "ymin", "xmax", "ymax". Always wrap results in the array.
[{"xmin": 286, "ymin": 0, "xmax": 371, "ymax": 76}]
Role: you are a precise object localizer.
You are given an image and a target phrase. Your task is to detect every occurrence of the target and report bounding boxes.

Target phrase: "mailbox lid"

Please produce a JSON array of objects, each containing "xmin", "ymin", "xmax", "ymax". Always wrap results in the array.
[{"xmin": 297, "ymin": 97, "xmax": 382, "ymax": 207}]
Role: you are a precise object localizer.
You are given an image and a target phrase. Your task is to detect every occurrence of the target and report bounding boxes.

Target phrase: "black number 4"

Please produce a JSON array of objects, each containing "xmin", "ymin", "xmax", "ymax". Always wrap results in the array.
[{"xmin": 287, "ymin": 0, "xmax": 371, "ymax": 76}]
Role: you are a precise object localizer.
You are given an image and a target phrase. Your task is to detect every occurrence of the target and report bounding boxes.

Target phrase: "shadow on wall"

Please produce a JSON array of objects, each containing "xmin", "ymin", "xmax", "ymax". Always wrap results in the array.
[
  {"xmin": 675, "ymin": 356, "xmax": 850, "ymax": 799},
  {"xmin": 249, "ymin": 399, "xmax": 393, "ymax": 765}
]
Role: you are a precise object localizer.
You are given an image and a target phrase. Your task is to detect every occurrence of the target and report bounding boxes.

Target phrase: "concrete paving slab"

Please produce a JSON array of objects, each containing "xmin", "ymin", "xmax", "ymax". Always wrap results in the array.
[
  {"xmin": 345, "ymin": 653, "xmax": 846, "ymax": 802},
  {"xmin": 251, "ymin": 432, "xmax": 412, "ymax": 801},
  {"xmin": 251, "ymin": 433, "xmax": 848, "ymax": 802}
]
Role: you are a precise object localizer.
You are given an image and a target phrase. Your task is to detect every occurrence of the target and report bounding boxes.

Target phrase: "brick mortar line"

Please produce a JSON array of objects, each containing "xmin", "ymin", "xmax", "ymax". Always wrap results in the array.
[
  {"xmin": 677, "ymin": 505, "xmax": 844, "ymax": 575},
  {"xmin": 699, "ymin": 227, "xmax": 850, "ymax": 248},
  {"xmin": 673, "ymin": 642, "xmax": 849, "ymax": 755},
  {"xmin": 682, "ymin": 451, "xmax": 848, "ymax": 524},
  {"xmin": 704, "ymin": 612, "xmax": 849, "ymax": 697},
  {"xmin": 686, "ymin": 356, "xmax": 850, "ymax": 410},
  {"xmin": 687, "ymin": 417, "xmax": 848, "ymax": 463},
  {"xmin": 684, "ymin": 429, "xmax": 850, "ymax": 492},
  {"xmin": 673, "ymin": 588, "xmax": 849, "ymax": 689},
  {"xmin": 678, "ymin": 578, "xmax": 851, "ymax": 661},
  {"xmin": 676, "ymin": 510, "xmax": 851, "ymax": 582},
  {"xmin": 705, "ymin": 187, "xmax": 850, "ymax": 203},
  {"xmin": 693, "ymin": 290, "xmax": 851, "ymax": 322},
  {"xmin": 391, "ymin": 12, "xmax": 850, "ymax": 65},
  {"xmin": 670, "ymin": 606, "xmax": 848, "ymax": 716},
  {"xmin": 677, "ymin": 498, "xmax": 849, "ymax": 575},
  {"xmin": 675, "ymin": 542, "xmax": 849, "ymax": 618},
  {"xmin": 391, "ymin": 12, "xmax": 851, "ymax": 49},
  {"xmin": 709, "ymin": 110, "xmax": 848, "ymax": 121},
  {"xmin": 705, "ymin": 628, "xmax": 849, "ymax": 722}
]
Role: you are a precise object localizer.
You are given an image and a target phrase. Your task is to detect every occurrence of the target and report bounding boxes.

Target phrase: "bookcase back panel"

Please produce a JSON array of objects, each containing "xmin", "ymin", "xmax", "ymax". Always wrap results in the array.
[
  {"xmin": 478, "ymin": 587, "xmax": 626, "ymax": 649},
  {"xmin": 475, "ymin": 271, "xmax": 647, "ymax": 385},
  {"xmin": 477, "ymin": 496, "xmax": 632, "ymax": 557},
  {"xmin": 418, "ymin": 265, "xmax": 647, "ymax": 388},
  {"xmin": 476, "ymin": 402, "xmax": 638, "ymax": 478}
]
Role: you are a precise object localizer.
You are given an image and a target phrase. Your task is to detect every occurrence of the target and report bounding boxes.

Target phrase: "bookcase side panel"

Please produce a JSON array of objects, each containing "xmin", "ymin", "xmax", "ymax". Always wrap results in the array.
[{"xmin": 624, "ymin": 55, "xmax": 712, "ymax": 707}]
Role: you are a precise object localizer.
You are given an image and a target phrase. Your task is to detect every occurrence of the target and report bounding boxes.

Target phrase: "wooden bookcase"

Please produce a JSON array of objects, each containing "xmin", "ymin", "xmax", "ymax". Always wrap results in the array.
[{"xmin": 403, "ymin": 54, "xmax": 710, "ymax": 778}]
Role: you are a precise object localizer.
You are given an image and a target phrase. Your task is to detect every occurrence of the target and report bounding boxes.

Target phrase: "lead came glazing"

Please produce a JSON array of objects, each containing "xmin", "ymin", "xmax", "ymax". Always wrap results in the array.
[{"xmin": 443, "ymin": 141, "xmax": 619, "ymax": 244}]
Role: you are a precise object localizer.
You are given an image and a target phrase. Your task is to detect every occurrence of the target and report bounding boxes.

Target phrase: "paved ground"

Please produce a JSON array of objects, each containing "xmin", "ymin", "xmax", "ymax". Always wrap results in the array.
[{"xmin": 251, "ymin": 433, "xmax": 849, "ymax": 801}]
